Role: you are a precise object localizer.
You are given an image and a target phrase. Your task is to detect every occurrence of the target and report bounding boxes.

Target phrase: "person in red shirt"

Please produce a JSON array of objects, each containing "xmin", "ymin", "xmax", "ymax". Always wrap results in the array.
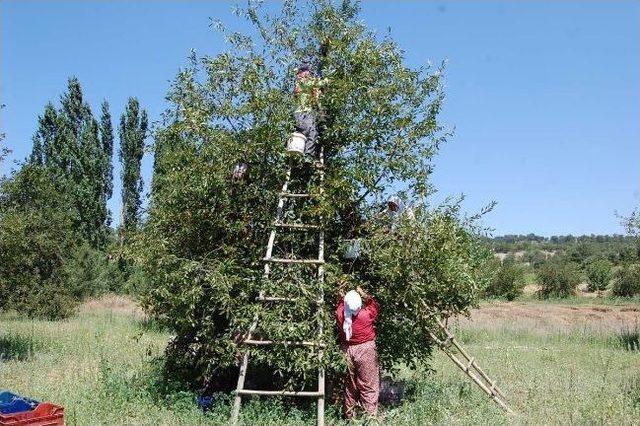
[{"xmin": 335, "ymin": 285, "xmax": 380, "ymax": 419}]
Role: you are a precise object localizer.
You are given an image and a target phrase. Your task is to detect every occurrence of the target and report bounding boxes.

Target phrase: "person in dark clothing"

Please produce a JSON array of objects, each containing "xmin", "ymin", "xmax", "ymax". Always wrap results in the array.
[{"xmin": 293, "ymin": 61, "xmax": 327, "ymax": 157}]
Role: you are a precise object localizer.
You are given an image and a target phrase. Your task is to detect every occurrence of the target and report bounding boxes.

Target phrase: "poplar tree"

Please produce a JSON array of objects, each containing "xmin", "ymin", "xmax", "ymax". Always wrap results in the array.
[
  {"xmin": 77, "ymin": 113, "xmax": 107, "ymax": 246},
  {"xmin": 119, "ymin": 98, "xmax": 148, "ymax": 234},
  {"xmin": 59, "ymin": 78, "xmax": 108, "ymax": 246},
  {"xmin": 99, "ymin": 101, "xmax": 115, "ymax": 225},
  {"xmin": 29, "ymin": 103, "xmax": 58, "ymax": 166},
  {"xmin": 27, "ymin": 78, "xmax": 110, "ymax": 247},
  {"xmin": 1, "ymin": 79, "xmax": 123, "ymax": 319}
]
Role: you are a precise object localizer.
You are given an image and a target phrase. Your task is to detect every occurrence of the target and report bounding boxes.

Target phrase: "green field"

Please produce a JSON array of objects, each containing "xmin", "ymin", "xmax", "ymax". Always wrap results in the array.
[{"xmin": 1, "ymin": 296, "xmax": 639, "ymax": 425}]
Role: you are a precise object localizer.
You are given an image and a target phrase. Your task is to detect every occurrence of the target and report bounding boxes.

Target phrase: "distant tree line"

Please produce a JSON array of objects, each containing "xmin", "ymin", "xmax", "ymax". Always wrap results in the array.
[
  {"xmin": 484, "ymin": 230, "xmax": 640, "ymax": 300},
  {"xmin": 489, "ymin": 234, "xmax": 635, "ymax": 253},
  {"xmin": 0, "ymin": 78, "xmax": 148, "ymax": 318}
]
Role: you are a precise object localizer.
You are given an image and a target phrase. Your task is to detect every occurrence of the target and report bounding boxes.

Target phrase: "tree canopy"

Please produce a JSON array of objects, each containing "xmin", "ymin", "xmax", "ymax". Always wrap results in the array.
[
  {"xmin": 119, "ymin": 98, "xmax": 148, "ymax": 234},
  {"xmin": 131, "ymin": 0, "xmax": 491, "ymax": 390},
  {"xmin": 29, "ymin": 78, "xmax": 113, "ymax": 248}
]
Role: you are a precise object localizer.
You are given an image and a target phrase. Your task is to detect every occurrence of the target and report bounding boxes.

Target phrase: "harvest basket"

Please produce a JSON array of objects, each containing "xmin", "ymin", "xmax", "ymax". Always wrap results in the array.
[
  {"xmin": 0, "ymin": 401, "xmax": 64, "ymax": 426},
  {"xmin": 342, "ymin": 239, "xmax": 362, "ymax": 260},
  {"xmin": 286, "ymin": 132, "xmax": 306, "ymax": 156}
]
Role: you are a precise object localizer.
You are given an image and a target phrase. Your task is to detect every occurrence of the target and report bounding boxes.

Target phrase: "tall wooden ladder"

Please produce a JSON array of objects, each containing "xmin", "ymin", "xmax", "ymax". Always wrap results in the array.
[
  {"xmin": 230, "ymin": 148, "xmax": 327, "ymax": 426},
  {"xmin": 423, "ymin": 304, "xmax": 514, "ymax": 415}
]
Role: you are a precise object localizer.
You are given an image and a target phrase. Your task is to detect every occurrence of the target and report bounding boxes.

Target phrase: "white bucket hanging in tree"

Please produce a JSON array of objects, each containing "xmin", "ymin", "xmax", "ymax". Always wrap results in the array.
[
  {"xmin": 287, "ymin": 132, "xmax": 306, "ymax": 156},
  {"xmin": 343, "ymin": 239, "xmax": 362, "ymax": 260}
]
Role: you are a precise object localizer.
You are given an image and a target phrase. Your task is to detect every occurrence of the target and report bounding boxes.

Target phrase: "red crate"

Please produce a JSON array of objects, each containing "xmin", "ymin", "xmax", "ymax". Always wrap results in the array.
[{"xmin": 0, "ymin": 402, "xmax": 64, "ymax": 426}]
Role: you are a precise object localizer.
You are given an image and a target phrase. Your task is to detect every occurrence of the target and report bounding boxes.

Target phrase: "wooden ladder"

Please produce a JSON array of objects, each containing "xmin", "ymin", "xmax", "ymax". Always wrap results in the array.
[
  {"xmin": 423, "ymin": 305, "xmax": 514, "ymax": 415},
  {"xmin": 230, "ymin": 148, "xmax": 327, "ymax": 426}
]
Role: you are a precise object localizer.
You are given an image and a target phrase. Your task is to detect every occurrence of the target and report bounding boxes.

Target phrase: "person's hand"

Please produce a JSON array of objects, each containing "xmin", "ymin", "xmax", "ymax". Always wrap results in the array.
[
  {"xmin": 337, "ymin": 279, "xmax": 347, "ymax": 297},
  {"xmin": 356, "ymin": 286, "xmax": 368, "ymax": 299}
]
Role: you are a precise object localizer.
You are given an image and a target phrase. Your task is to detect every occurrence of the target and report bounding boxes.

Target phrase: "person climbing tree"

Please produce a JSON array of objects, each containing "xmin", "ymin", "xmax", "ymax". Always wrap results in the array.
[
  {"xmin": 293, "ymin": 59, "xmax": 328, "ymax": 157},
  {"xmin": 335, "ymin": 284, "xmax": 380, "ymax": 420},
  {"xmin": 231, "ymin": 162, "xmax": 248, "ymax": 183},
  {"xmin": 386, "ymin": 195, "xmax": 415, "ymax": 223}
]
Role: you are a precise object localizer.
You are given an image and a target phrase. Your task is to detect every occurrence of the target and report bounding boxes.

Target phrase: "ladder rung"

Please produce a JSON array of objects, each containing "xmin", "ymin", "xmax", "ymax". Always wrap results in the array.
[
  {"xmin": 257, "ymin": 296, "xmax": 298, "ymax": 302},
  {"xmin": 440, "ymin": 336, "xmax": 454, "ymax": 348},
  {"xmin": 274, "ymin": 222, "xmax": 320, "ymax": 230},
  {"xmin": 263, "ymin": 258, "xmax": 324, "ymax": 265},
  {"xmin": 257, "ymin": 295, "xmax": 324, "ymax": 305},
  {"xmin": 244, "ymin": 339, "xmax": 326, "ymax": 347},
  {"xmin": 236, "ymin": 389, "xmax": 323, "ymax": 397},
  {"xmin": 465, "ymin": 357, "xmax": 475, "ymax": 372},
  {"xmin": 280, "ymin": 192, "xmax": 311, "ymax": 198}
]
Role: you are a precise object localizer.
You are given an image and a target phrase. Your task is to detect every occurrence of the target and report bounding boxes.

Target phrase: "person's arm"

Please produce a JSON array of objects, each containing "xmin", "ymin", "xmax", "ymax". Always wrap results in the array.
[
  {"xmin": 335, "ymin": 297, "xmax": 345, "ymax": 325},
  {"xmin": 365, "ymin": 297, "xmax": 379, "ymax": 321},
  {"xmin": 356, "ymin": 287, "xmax": 379, "ymax": 320}
]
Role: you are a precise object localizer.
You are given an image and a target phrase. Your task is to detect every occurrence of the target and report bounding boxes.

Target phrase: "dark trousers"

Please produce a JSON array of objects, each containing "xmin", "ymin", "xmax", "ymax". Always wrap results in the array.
[{"xmin": 294, "ymin": 111, "xmax": 318, "ymax": 156}]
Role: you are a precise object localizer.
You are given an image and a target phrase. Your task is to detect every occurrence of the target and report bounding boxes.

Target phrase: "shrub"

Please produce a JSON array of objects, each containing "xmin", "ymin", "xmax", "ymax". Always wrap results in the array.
[
  {"xmin": 611, "ymin": 264, "xmax": 640, "ymax": 297},
  {"xmin": 366, "ymin": 207, "xmax": 492, "ymax": 371},
  {"xmin": 615, "ymin": 322, "xmax": 640, "ymax": 352},
  {"xmin": 0, "ymin": 165, "xmax": 81, "ymax": 319},
  {"xmin": 484, "ymin": 259, "xmax": 526, "ymax": 300},
  {"xmin": 566, "ymin": 242, "xmax": 595, "ymax": 266},
  {"xmin": 523, "ymin": 250, "xmax": 550, "ymax": 270},
  {"xmin": 537, "ymin": 260, "xmax": 580, "ymax": 298},
  {"xmin": 584, "ymin": 258, "xmax": 613, "ymax": 292},
  {"xmin": 63, "ymin": 245, "xmax": 110, "ymax": 299}
]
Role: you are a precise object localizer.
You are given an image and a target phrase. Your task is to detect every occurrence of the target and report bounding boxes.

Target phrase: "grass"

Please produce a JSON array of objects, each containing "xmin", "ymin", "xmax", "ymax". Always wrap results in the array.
[
  {"xmin": 1, "ymin": 296, "xmax": 639, "ymax": 425},
  {"xmin": 616, "ymin": 322, "xmax": 640, "ymax": 352},
  {"xmin": 0, "ymin": 331, "xmax": 38, "ymax": 361}
]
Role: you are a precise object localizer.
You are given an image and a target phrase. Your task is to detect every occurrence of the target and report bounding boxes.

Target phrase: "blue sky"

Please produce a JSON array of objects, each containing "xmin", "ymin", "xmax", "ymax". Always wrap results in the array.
[{"xmin": 1, "ymin": 1, "xmax": 638, "ymax": 236}]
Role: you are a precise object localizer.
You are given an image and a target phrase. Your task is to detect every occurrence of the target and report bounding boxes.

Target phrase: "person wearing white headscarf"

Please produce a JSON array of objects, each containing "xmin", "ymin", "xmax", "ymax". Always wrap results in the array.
[
  {"xmin": 386, "ymin": 195, "xmax": 415, "ymax": 230},
  {"xmin": 342, "ymin": 290, "xmax": 362, "ymax": 342},
  {"xmin": 336, "ymin": 285, "xmax": 380, "ymax": 420}
]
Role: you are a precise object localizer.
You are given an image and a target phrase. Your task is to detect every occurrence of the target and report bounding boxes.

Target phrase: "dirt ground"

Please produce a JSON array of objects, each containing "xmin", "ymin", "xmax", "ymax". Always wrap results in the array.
[
  {"xmin": 81, "ymin": 294, "xmax": 640, "ymax": 337},
  {"xmin": 80, "ymin": 294, "xmax": 145, "ymax": 318},
  {"xmin": 455, "ymin": 300, "xmax": 640, "ymax": 335}
]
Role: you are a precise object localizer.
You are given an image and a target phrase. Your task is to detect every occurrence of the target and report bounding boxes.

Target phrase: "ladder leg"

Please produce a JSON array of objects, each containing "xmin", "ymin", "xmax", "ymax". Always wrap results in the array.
[
  {"xmin": 434, "ymin": 318, "xmax": 507, "ymax": 400},
  {"xmin": 316, "ymin": 148, "xmax": 326, "ymax": 426},
  {"xmin": 427, "ymin": 317, "xmax": 514, "ymax": 414},
  {"xmin": 439, "ymin": 343, "xmax": 513, "ymax": 414},
  {"xmin": 317, "ymin": 368, "xmax": 325, "ymax": 426},
  {"xmin": 231, "ymin": 350, "xmax": 251, "ymax": 425},
  {"xmin": 263, "ymin": 167, "xmax": 291, "ymax": 271}
]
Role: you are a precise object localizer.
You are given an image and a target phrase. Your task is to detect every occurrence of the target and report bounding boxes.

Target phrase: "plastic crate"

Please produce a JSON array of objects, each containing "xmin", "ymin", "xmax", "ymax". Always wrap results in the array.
[
  {"xmin": 0, "ymin": 402, "xmax": 64, "ymax": 426},
  {"xmin": 0, "ymin": 392, "xmax": 39, "ymax": 415}
]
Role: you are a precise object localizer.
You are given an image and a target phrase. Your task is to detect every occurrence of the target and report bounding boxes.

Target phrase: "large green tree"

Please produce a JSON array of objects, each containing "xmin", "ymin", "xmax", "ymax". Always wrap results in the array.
[
  {"xmin": 119, "ymin": 98, "xmax": 148, "ymax": 234},
  {"xmin": 133, "ymin": 0, "xmax": 491, "ymax": 391},
  {"xmin": 29, "ymin": 102, "xmax": 57, "ymax": 166},
  {"xmin": 28, "ymin": 78, "xmax": 112, "ymax": 247}
]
